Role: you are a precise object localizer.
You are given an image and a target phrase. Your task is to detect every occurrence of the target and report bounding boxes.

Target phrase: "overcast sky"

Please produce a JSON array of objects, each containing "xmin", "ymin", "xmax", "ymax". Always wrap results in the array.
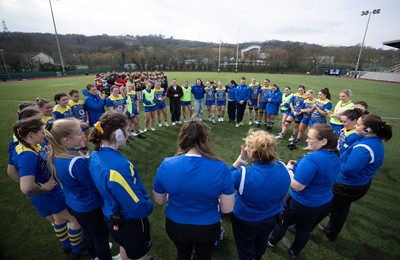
[{"xmin": 1, "ymin": 0, "xmax": 399, "ymax": 49}]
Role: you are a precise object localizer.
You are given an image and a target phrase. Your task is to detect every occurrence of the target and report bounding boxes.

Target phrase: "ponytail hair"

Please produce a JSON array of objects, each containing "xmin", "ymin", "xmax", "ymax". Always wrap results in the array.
[
  {"xmin": 177, "ymin": 119, "xmax": 222, "ymax": 161},
  {"xmin": 18, "ymin": 107, "xmax": 41, "ymax": 121},
  {"xmin": 361, "ymin": 114, "xmax": 392, "ymax": 141},
  {"xmin": 12, "ymin": 118, "xmax": 44, "ymax": 151},
  {"xmin": 320, "ymin": 88, "xmax": 331, "ymax": 100},
  {"xmin": 36, "ymin": 98, "xmax": 51, "ymax": 108},
  {"xmin": 45, "ymin": 118, "xmax": 83, "ymax": 178},
  {"xmin": 341, "ymin": 107, "xmax": 364, "ymax": 121},
  {"xmin": 354, "ymin": 100, "xmax": 369, "ymax": 114},
  {"xmin": 311, "ymin": 124, "xmax": 339, "ymax": 156},
  {"xmin": 89, "ymin": 111, "xmax": 129, "ymax": 151}
]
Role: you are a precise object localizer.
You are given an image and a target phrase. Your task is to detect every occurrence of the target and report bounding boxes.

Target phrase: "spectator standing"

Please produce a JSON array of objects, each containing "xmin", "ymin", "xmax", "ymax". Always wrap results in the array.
[{"xmin": 166, "ymin": 78, "xmax": 183, "ymax": 125}]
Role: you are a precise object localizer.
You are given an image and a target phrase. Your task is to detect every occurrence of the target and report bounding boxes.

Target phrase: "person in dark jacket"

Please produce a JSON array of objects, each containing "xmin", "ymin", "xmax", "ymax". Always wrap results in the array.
[{"xmin": 166, "ymin": 78, "xmax": 183, "ymax": 125}]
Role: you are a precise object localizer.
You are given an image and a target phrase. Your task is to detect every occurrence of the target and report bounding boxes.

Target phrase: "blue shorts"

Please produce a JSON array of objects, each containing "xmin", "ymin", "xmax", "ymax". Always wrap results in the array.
[
  {"xmin": 107, "ymin": 217, "xmax": 151, "ymax": 260},
  {"xmin": 131, "ymin": 105, "xmax": 138, "ymax": 115},
  {"xmin": 205, "ymin": 100, "xmax": 215, "ymax": 107},
  {"xmin": 181, "ymin": 101, "xmax": 192, "ymax": 107},
  {"xmin": 156, "ymin": 102, "xmax": 166, "ymax": 110},
  {"xmin": 281, "ymin": 109, "xmax": 290, "ymax": 115},
  {"xmin": 289, "ymin": 111, "xmax": 303, "ymax": 122},
  {"xmin": 144, "ymin": 106, "xmax": 156, "ymax": 113},
  {"xmin": 29, "ymin": 186, "xmax": 66, "ymax": 217},
  {"xmin": 259, "ymin": 102, "xmax": 267, "ymax": 110},
  {"xmin": 248, "ymin": 99, "xmax": 258, "ymax": 107},
  {"xmin": 216, "ymin": 100, "xmax": 226, "ymax": 107},
  {"xmin": 301, "ymin": 117, "xmax": 311, "ymax": 125},
  {"xmin": 127, "ymin": 111, "xmax": 138, "ymax": 119},
  {"xmin": 309, "ymin": 120, "xmax": 326, "ymax": 127}
]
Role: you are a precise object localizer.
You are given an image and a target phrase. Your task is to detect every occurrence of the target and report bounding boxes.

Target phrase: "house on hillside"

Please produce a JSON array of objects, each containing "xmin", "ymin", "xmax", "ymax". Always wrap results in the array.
[{"xmin": 29, "ymin": 52, "xmax": 55, "ymax": 65}]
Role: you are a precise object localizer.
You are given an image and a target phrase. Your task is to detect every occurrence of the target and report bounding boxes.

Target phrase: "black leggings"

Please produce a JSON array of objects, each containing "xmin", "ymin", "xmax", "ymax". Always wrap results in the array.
[
  {"xmin": 166, "ymin": 217, "xmax": 220, "ymax": 260},
  {"xmin": 324, "ymin": 182, "xmax": 371, "ymax": 240}
]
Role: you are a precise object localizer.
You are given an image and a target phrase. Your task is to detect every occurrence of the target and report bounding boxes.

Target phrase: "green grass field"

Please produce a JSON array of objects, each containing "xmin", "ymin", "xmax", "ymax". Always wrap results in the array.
[{"xmin": 0, "ymin": 72, "xmax": 399, "ymax": 260}]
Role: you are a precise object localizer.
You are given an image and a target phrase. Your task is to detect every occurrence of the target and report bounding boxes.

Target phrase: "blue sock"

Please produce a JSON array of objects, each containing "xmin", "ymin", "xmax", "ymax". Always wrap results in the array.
[
  {"xmin": 54, "ymin": 222, "xmax": 71, "ymax": 252},
  {"xmin": 68, "ymin": 227, "xmax": 82, "ymax": 254}
]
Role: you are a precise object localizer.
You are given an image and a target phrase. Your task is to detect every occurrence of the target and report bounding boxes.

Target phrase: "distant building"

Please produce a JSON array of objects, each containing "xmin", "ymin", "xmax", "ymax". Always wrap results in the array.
[
  {"xmin": 29, "ymin": 52, "xmax": 55, "ymax": 65},
  {"xmin": 124, "ymin": 63, "xmax": 137, "ymax": 70}
]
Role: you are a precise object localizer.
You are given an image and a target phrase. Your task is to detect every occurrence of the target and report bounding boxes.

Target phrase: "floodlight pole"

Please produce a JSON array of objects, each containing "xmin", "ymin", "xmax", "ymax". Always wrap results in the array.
[
  {"xmin": 49, "ymin": 0, "xmax": 66, "ymax": 76},
  {"xmin": 0, "ymin": 49, "xmax": 11, "ymax": 79},
  {"xmin": 235, "ymin": 30, "xmax": 240, "ymax": 73},
  {"xmin": 218, "ymin": 29, "xmax": 221, "ymax": 73},
  {"xmin": 355, "ymin": 9, "xmax": 380, "ymax": 75}
]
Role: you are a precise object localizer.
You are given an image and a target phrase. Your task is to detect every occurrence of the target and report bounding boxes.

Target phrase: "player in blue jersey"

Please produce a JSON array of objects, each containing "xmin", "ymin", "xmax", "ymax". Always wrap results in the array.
[
  {"xmin": 235, "ymin": 77, "xmax": 250, "ymax": 127},
  {"xmin": 215, "ymin": 81, "xmax": 227, "ymax": 122},
  {"xmin": 82, "ymin": 84, "xmax": 106, "ymax": 127},
  {"xmin": 8, "ymin": 107, "xmax": 42, "ymax": 183},
  {"xmin": 142, "ymin": 82, "xmax": 157, "ymax": 132},
  {"xmin": 37, "ymin": 98, "xmax": 56, "ymax": 125},
  {"xmin": 337, "ymin": 108, "xmax": 363, "ymax": 155},
  {"xmin": 317, "ymin": 115, "xmax": 392, "ymax": 241},
  {"xmin": 191, "ymin": 78, "xmax": 206, "ymax": 121},
  {"xmin": 46, "ymin": 118, "xmax": 114, "ymax": 260},
  {"xmin": 248, "ymin": 77, "xmax": 261, "ymax": 125},
  {"xmin": 268, "ymin": 124, "xmax": 341, "ymax": 259},
  {"xmin": 204, "ymin": 80, "xmax": 216, "ymax": 124},
  {"xmin": 275, "ymin": 85, "xmax": 306, "ymax": 141},
  {"xmin": 106, "ymin": 86, "xmax": 127, "ymax": 114},
  {"xmin": 226, "ymin": 80, "xmax": 238, "ymax": 123},
  {"xmin": 265, "ymin": 84, "xmax": 282, "ymax": 131},
  {"xmin": 153, "ymin": 120, "xmax": 234, "ymax": 260},
  {"xmin": 289, "ymin": 90, "xmax": 316, "ymax": 147},
  {"xmin": 53, "ymin": 93, "xmax": 74, "ymax": 119},
  {"xmin": 309, "ymin": 88, "xmax": 333, "ymax": 126},
  {"xmin": 68, "ymin": 89, "xmax": 89, "ymax": 137},
  {"xmin": 154, "ymin": 80, "xmax": 170, "ymax": 127},
  {"xmin": 257, "ymin": 79, "xmax": 271, "ymax": 126},
  {"xmin": 279, "ymin": 86, "xmax": 294, "ymax": 133},
  {"xmin": 230, "ymin": 129, "xmax": 290, "ymax": 260},
  {"xmin": 125, "ymin": 82, "xmax": 145, "ymax": 138},
  {"xmin": 89, "ymin": 112, "xmax": 153, "ymax": 260},
  {"xmin": 12, "ymin": 118, "xmax": 85, "ymax": 256},
  {"xmin": 180, "ymin": 80, "xmax": 193, "ymax": 122}
]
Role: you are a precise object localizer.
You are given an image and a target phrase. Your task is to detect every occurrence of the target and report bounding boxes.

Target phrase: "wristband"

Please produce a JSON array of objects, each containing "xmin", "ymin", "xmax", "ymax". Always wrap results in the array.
[{"xmin": 237, "ymin": 156, "xmax": 248, "ymax": 165}]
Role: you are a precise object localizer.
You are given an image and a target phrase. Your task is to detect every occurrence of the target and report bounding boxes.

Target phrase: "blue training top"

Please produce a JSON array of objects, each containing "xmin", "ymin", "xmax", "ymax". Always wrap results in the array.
[
  {"xmin": 235, "ymin": 84, "xmax": 250, "ymax": 102},
  {"xmin": 54, "ymin": 156, "xmax": 103, "ymax": 213},
  {"xmin": 336, "ymin": 136, "xmax": 384, "ymax": 186},
  {"xmin": 191, "ymin": 84, "xmax": 205, "ymax": 100},
  {"xmin": 230, "ymin": 161, "xmax": 290, "ymax": 221},
  {"xmin": 290, "ymin": 149, "xmax": 340, "ymax": 207},
  {"xmin": 89, "ymin": 147, "xmax": 153, "ymax": 220},
  {"xmin": 153, "ymin": 154, "xmax": 235, "ymax": 225},
  {"xmin": 226, "ymin": 84, "xmax": 237, "ymax": 101}
]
